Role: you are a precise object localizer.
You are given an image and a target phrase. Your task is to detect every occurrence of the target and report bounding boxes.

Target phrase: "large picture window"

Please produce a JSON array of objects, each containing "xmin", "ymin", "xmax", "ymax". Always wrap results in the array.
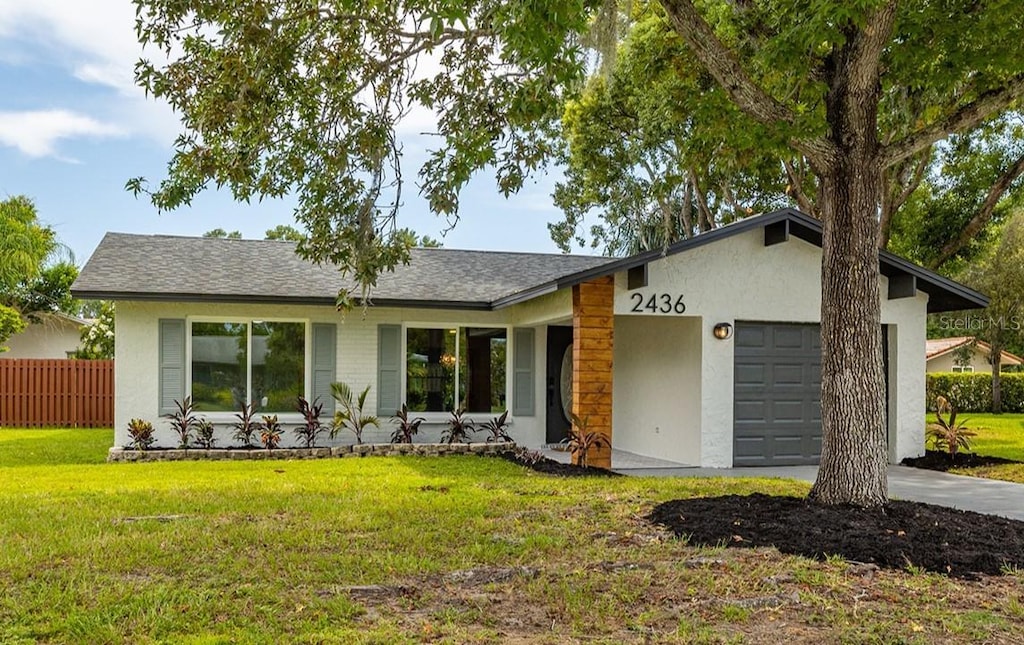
[
  {"xmin": 191, "ymin": 320, "xmax": 305, "ymax": 412},
  {"xmin": 406, "ymin": 327, "xmax": 507, "ymax": 413}
]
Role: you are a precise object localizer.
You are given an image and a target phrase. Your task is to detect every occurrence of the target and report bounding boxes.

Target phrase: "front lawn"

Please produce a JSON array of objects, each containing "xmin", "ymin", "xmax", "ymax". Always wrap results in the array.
[
  {"xmin": 2, "ymin": 428, "xmax": 1023, "ymax": 643},
  {"xmin": 940, "ymin": 413, "xmax": 1024, "ymax": 483}
]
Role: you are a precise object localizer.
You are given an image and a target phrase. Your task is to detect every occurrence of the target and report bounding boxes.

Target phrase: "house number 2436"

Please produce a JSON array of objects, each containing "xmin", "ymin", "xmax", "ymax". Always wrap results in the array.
[{"xmin": 630, "ymin": 293, "xmax": 686, "ymax": 314}]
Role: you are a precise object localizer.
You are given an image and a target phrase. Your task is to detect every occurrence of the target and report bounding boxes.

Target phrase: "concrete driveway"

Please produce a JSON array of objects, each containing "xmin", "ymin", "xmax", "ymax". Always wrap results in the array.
[{"xmin": 618, "ymin": 463, "xmax": 1024, "ymax": 521}]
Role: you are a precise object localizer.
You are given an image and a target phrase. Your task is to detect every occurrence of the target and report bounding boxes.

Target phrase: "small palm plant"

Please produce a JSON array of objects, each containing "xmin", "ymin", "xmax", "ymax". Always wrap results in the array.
[
  {"xmin": 330, "ymin": 383, "xmax": 379, "ymax": 444},
  {"xmin": 390, "ymin": 404, "xmax": 424, "ymax": 444},
  {"xmin": 566, "ymin": 413, "xmax": 609, "ymax": 469},
  {"xmin": 480, "ymin": 410, "xmax": 512, "ymax": 443},
  {"xmin": 167, "ymin": 397, "xmax": 198, "ymax": 449},
  {"xmin": 194, "ymin": 419, "xmax": 217, "ymax": 449},
  {"xmin": 260, "ymin": 414, "xmax": 283, "ymax": 450},
  {"xmin": 232, "ymin": 402, "xmax": 260, "ymax": 447},
  {"xmin": 294, "ymin": 396, "xmax": 326, "ymax": 448},
  {"xmin": 441, "ymin": 408, "xmax": 475, "ymax": 444},
  {"xmin": 926, "ymin": 406, "xmax": 976, "ymax": 459}
]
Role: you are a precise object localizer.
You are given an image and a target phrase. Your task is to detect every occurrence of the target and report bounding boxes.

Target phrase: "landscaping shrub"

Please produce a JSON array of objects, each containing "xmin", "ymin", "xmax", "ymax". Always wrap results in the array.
[{"xmin": 926, "ymin": 372, "xmax": 1024, "ymax": 413}]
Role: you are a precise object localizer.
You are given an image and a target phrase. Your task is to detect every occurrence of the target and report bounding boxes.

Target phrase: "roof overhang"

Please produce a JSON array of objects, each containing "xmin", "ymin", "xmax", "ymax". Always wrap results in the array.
[
  {"xmin": 74, "ymin": 210, "xmax": 988, "ymax": 314},
  {"xmin": 69, "ymin": 289, "xmax": 494, "ymax": 311},
  {"xmin": 493, "ymin": 209, "xmax": 989, "ymax": 313}
]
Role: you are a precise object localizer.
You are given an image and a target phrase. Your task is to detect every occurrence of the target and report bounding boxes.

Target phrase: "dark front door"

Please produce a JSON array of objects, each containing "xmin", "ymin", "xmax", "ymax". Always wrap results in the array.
[{"xmin": 546, "ymin": 326, "xmax": 573, "ymax": 444}]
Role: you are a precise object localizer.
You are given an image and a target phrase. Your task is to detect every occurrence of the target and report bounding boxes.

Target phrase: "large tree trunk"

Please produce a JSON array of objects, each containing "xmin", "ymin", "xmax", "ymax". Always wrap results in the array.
[
  {"xmin": 808, "ymin": 23, "xmax": 891, "ymax": 507},
  {"xmin": 810, "ymin": 159, "xmax": 889, "ymax": 506},
  {"xmin": 658, "ymin": 0, "xmax": 896, "ymax": 506}
]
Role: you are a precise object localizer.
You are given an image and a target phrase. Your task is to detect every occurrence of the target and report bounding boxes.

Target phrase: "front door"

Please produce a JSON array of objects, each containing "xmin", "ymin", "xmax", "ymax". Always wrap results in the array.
[{"xmin": 546, "ymin": 326, "xmax": 573, "ymax": 444}]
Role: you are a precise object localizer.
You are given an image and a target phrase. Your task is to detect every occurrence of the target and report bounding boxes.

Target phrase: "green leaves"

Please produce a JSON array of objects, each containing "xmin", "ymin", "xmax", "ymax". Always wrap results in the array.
[
  {"xmin": 133, "ymin": 0, "xmax": 593, "ymax": 291},
  {"xmin": 0, "ymin": 196, "xmax": 55, "ymax": 292},
  {"xmin": 554, "ymin": 6, "xmax": 792, "ymax": 254}
]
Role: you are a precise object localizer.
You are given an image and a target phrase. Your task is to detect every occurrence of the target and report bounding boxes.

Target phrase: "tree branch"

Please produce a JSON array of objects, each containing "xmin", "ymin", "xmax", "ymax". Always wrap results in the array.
[
  {"xmin": 659, "ymin": 0, "xmax": 791, "ymax": 125},
  {"xmin": 929, "ymin": 152, "xmax": 1024, "ymax": 269},
  {"xmin": 688, "ymin": 169, "xmax": 714, "ymax": 231},
  {"xmin": 782, "ymin": 158, "xmax": 817, "ymax": 216},
  {"xmin": 880, "ymin": 147, "xmax": 930, "ymax": 248},
  {"xmin": 882, "ymin": 75, "xmax": 1024, "ymax": 167},
  {"xmin": 659, "ymin": 0, "xmax": 836, "ymax": 167}
]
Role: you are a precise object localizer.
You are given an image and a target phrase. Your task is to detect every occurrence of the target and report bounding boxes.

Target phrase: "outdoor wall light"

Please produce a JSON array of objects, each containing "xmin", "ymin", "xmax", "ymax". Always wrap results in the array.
[{"xmin": 713, "ymin": 322, "xmax": 733, "ymax": 340}]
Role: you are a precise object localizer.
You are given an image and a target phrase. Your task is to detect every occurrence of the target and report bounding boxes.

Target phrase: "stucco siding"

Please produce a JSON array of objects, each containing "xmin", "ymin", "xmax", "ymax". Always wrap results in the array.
[
  {"xmin": 612, "ymin": 228, "xmax": 927, "ymax": 467},
  {"xmin": 3, "ymin": 320, "xmax": 82, "ymax": 359},
  {"xmin": 612, "ymin": 316, "xmax": 702, "ymax": 465}
]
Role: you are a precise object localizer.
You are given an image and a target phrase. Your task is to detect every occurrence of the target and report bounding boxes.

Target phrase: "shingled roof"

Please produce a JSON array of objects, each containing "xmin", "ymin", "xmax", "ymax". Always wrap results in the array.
[
  {"xmin": 72, "ymin": 210, "xmax": 990, "ymax": 313},
  {"xmin": 71, "ymin": 233, "xmax": 611, "ymax": 309}
]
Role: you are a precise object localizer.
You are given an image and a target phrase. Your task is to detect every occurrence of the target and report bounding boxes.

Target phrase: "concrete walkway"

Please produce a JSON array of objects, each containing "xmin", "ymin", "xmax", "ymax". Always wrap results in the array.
[{"xmin": 617, "ymin": 463, "xmax": 1024, "ymax": 521}]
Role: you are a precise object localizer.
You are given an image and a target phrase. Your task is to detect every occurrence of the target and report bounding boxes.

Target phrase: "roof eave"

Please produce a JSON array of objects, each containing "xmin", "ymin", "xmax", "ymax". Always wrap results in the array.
[
  {"xmin": 494, "ymin": 209, "xmax": 988, "ymax": 313},
  {"xmin": 71, "ymin": 289, "xmax": 493, "ymax": 311}
]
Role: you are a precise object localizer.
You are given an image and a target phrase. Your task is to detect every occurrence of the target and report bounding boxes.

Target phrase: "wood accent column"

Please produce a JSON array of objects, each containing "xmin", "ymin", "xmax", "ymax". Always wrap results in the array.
[{"xmin": 572, "ymin": 276, "xmax": 614, "ymax": 468}]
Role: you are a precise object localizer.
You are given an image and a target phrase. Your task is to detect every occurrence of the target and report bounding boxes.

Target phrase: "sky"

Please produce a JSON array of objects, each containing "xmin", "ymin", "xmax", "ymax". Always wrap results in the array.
[{"xmin": 0, "ymin": 1, "xmax": 579, "ymax": 267}]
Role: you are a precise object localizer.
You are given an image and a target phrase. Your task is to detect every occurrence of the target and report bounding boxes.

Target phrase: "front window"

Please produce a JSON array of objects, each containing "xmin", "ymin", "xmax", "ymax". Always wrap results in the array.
[
  {"xmin": 952, "ymin": 364, "xmax": 974, "ymax": 373},
  {"xmin": 191, "ymin": 320, "xmax": 305, "ymax": 413},
  {"xmin": 406, "ymin": 326, "xmax": 507, "ymax": 413}
]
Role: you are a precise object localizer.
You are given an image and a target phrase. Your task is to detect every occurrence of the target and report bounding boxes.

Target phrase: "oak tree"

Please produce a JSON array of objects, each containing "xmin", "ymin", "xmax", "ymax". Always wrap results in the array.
[{"xmin": 133, "ymin": 0, "xmax": 1024, "ymax": 505}]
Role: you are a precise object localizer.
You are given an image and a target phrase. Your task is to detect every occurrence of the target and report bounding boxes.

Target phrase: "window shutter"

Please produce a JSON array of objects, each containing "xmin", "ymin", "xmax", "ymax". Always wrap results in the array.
[
  {"xmin": 158, "ymin": 319, "xmax": 186, "ymax": 416},
  {"xmin": 311, "ymin": 323, "xmax": 337, "ymax": 415},
  {"xmin": 512, "ymin": 327, "xmax": 535, "ymax": 416},
  {"xmin": 377, "ymin": 324, "xmax": 402, "ymax": 416}
]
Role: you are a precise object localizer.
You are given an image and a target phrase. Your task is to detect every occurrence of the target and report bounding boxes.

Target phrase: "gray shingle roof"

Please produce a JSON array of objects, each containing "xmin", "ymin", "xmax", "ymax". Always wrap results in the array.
[{"xmin": 71, "ymin": 233, "xmax": 611, "ymax": 308}]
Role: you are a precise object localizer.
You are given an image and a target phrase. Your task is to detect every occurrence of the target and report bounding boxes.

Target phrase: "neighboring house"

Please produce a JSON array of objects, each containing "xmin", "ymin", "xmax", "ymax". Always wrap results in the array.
[
  {"xmin": 71, "ymin": 209, "xmax": 987, "ymax": 468},
  {"xmin": 925, "ymin": 336, "xmax": 1023, "ymax": 373},
  {"xmin": 1, "ymin": 312, "xmax": 87, "ymax": 359}
]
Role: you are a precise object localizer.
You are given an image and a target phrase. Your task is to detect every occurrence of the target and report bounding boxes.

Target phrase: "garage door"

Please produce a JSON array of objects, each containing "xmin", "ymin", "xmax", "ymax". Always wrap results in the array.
[{"xmin": 733, "ymin": 323, "xmax": 822, "ymax": 466}]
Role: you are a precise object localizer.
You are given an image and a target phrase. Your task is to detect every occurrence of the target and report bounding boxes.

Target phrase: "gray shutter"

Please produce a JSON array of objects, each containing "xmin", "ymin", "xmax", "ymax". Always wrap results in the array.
[
  {"xmin": 512, "ymin": 327, "xmax": 535, "ymax": 416},
  {"xmin": 158, "ymin": 319, "xmax": 185, "ymax": 416},
  {"xmin": 311, "ymin": 323, "xmax": 337, "ymax": 415},
  {"xmin": 377, "ymin": 324, "xmax": 402, "ymax": 416}
]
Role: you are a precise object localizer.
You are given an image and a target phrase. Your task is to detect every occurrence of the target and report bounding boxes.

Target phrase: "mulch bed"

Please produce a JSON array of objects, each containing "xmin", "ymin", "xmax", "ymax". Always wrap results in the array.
[
  {"xmin": 902, "ymin": 449, "xmax": 1022, "ymax": 471},
  {"xmin": 495, "ymin": 449, "xmax": 621, "ymax": 477},
  {"xmin": 648, "ymin": 493, "xmax": 1024, "ymax": 579}
]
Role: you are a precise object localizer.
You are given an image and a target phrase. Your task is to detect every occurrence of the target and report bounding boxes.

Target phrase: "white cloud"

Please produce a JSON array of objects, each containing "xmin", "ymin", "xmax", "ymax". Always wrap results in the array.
[
  {"xmin": 0, "ymin": 109, "xmax": 124, "ymax": 159},
  {"xmin": 0, "ymin": 0, "xmax": 181, "ymax": 145},
  {"xmin": 0, "ymin": 1, "xmax": 141, "ymax": 93}
]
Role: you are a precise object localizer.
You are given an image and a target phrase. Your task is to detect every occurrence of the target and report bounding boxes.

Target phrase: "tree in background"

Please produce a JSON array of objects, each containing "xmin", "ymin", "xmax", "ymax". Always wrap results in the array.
[
  {"xmin": 203, "ymin": 228, "xmax": 243, "ymax": 239},
  {"xmin": 0, "ymin": 196, "xmax": 59, "ymax": 349},
  {"xmin": 958, "ymin": 212, "xmax": 1024, "ymax": 413},
  {"xmin": 7, "ymin": 262, "xmax": 80, "ymax": 321},
  {"xmin": 556, "ymin": 6, "xmax": 1024, "ymax": 264},
  {"xmin": 132, "ymin": 1, "xmax": 1024, "ymax": 506},
  {"xmin": 553, "ymin": 6, "xmax": 793, "ymax": 255},
  {"xmin": 264, "ymin": 224, "xmax": 304, "ymax": 242},
  {"xmin": 394, "ymin": 228, "xmax": 443, "ymax": 248},
  {"xmin": 888, "ymin": 114, "xmax": 1024, "ymax": 271}
]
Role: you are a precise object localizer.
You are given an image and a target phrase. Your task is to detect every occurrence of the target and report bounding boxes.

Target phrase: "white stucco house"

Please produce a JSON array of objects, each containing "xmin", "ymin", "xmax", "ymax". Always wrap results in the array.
[
  {"xmin": 925, "ymin": 336, "xmax": 1023, "ymax": 373},
  {"xmin": 71, "ymin": 209, "xmax": 987, "ymax": 468},
  {"xmin": 1, "ymin": 313, "xmax": 87, "ymax": 359}
]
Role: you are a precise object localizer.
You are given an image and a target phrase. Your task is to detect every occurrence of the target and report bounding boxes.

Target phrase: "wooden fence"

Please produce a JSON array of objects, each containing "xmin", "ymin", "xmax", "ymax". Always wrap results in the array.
[{"xmin": 0, "ymin": 359, "xmax": 113, "ymax": 427}]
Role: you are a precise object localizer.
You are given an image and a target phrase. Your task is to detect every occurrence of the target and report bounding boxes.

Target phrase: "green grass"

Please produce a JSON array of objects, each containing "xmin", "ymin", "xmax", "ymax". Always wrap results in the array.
[
  {"xmin": 958, "ymin": 413, "xmax": 1024, "ymax": 461},
  {"xmin": 934, "ymin": 413, "xmax": 1024, "ymax": 482},
  {"xmin": 2, "ymin": 428, "xmax": 1023, "ymax": 643}
]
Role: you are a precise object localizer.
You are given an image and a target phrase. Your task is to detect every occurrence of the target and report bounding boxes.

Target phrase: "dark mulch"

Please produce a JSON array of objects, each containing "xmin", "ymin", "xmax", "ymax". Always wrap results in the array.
[
  {"xmin": 648, "ymin": 493, "xmax": 1024, "ymax": 579},
  {"xmin": 902, "ymin": 449, "xmax": 1022, "ymax": 471},
  {"xmin": 494, "ymin": 449, "xmax": 621, "ymax": 477}
]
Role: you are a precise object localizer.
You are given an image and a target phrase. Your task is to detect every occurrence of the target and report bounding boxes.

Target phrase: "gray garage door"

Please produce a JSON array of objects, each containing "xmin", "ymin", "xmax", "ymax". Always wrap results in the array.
[{"xmin": 734, "ymin": 322, "xmax": 822, "ymax": 466}]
